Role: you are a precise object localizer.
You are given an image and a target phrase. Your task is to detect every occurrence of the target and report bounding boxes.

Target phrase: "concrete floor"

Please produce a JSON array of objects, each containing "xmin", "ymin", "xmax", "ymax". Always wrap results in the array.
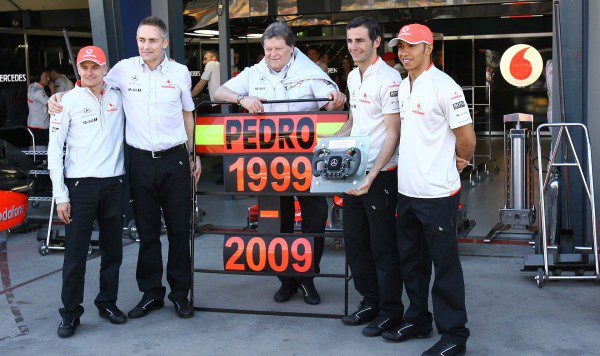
[{"xmin": 2, "ymin": 137, "xmax": 599, "ymax": 355}]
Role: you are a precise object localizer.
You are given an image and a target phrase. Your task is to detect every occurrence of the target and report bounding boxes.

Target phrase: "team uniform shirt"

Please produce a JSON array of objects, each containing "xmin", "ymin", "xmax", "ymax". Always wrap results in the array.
[
  {"xmin": 27, "ymin": 82, "xmax": 49, "ymax": 129},
  {"xmin": 106, "ymin": 55, "xmax": 195, "ymax": 152},
  {"xmin": 397, "ymin": 64, "xmax": 472, "ymax": 198},
  {"xmin": 347, "ymin": 57, "xmax": 402, "ymax": 171},
  {"xmin": 54, "ymin": 75, "xmax": 75, "ymax": 93},
  {"xmin": 223, "ymin": 47, "xmax": 338, "ymax": 113},
  {"xmin": 201, "ymin": 60, "xmax": 221, "ymax": 100},
  {"xmin": 48, "ymin": 84, "xmax": 124, "ymax": 203}
]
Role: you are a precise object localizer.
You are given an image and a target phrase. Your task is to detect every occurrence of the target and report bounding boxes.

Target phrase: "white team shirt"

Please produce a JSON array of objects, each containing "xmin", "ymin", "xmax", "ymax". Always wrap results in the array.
[
  {"xmin": 223, "ymin": 47, "xmax": 338, "ymax": 113},
  {"xmin": 201, "ymin": 60, "xmax": 221, "ymax": 100},
  {"xmin": 54, "ymin": 75, "xmax": 74, "ymax": 93},
  {"xmin": 48, "ymin": 84, "xmax": 125, "ymax": 203},
  {"xmin": 347, "ymin": 57, "xmax": 402, "ymax": 171},
  {"xmin": 106, "ymin": 55, "xmax": 195, "ymax": 152},
  {"xmin": 397, "ymin": 64, "xmax": 472, "ymax": 198},
  {"xmin": 27, "ymin": 83, "xmax": 49, "ymax": 129}
]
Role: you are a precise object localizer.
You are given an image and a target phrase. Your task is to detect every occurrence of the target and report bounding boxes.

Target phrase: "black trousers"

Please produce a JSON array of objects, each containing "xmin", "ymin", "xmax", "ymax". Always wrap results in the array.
[
  {"xmin": 396, "ymin": 192, "xmax": 470, "ymax": 344},
  {"xmin": 128, "ymin": 146, "xmax": 192, "ymax": 301},
  {"xmin": 343, "ymin": 169, "xmax": 403, "ymax": 317},
  {"xmin": 278, "ymin": 195, "xmax": 327, "ymax": 284},
  {"xmin": 60, "ymin": 176, "xmax": 125, "ymax": 319}
]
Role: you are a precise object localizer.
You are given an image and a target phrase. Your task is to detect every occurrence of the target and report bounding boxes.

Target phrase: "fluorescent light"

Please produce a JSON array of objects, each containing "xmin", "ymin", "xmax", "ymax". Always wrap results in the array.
[
  {"xmin": 500, "ymin": 14, "xmax": 544, "ymax": 18},
  {"xmin": 246, "ymin": 33, "xmax": 262, "ymax": 38},
  {"xmin": 194, "ymin": 29, "xmax": 219, "ymax": 35},
  {"xmin": 186, "ymin": 33, "xmax": 214, "ymax": 37}
]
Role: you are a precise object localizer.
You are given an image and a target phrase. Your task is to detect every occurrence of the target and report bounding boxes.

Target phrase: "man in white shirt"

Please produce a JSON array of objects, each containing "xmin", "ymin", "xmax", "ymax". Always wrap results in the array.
[
  {"xmin": 382, "ymin": 24, "xmax": 476, "ymax": 356},
  {"xmin": 49, "ymin": 16, "xmax": 201, "ymax": 320},
  {"xmin": 328, "ymin": 16, "xmax": 404, "ymax": 338},
  {"xmin": 48, "ymin": 46, "xmax": 126, "ymax": 338},
  {"xmin": 191, "ymin": 50, "xmax": 220, "ymax": 112},
  {"xmin": 27, "ymin": 68, "xmax": 53, "ymax": 145},
  {"xmin": 214, "ymin": 21, "xmax": 346, "ymax": 305},
  {"xmin": 50, "ymin": 67, "xmax": 75, "ymax": 93}
]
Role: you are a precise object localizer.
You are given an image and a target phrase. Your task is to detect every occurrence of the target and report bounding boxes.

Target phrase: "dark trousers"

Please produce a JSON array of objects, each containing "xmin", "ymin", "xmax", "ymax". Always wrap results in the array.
[
  {"xmin": 60, "ymin": 176, "xmax": 125, "ymax": 319},
  {"xmin": 278, "ymin": 195, "xmax": 327, "ymax": 284},
  {"xmin": 396, "ymin": 192, "xmax": 470, "ymax": 344},
  {"xmin": 343, "ymin": 169, "xmax": 403, "ymax": 317},
  {"xmin": 128, "ymin": 146, "xmax": 192, "ymax": 301}
]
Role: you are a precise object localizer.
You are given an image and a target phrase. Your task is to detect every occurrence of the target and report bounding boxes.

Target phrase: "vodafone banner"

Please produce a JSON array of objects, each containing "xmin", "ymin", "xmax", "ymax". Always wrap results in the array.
[
  {"xmin": 0, "ymin": 191, "xmax": 28, "ymax": 231},
  {"xmin": 500, "ymin": 44, "xmax": 544, "ymax": 87}
]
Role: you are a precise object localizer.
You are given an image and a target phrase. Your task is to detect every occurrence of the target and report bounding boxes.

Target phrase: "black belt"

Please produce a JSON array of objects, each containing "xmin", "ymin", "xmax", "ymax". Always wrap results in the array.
[{"xmin": 129, "ymin": 144, "xmax": 186, "ymax": 159}]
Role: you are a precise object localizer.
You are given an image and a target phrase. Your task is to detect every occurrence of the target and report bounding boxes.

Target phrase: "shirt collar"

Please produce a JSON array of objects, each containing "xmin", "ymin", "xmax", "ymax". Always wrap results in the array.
[
  {"xmin": 138, "ymin": 51, "xmax": 169, "ymax": 74},
  {"xmin": 408, "ymin": 63, "xmax": 435, "ymax": 84}
]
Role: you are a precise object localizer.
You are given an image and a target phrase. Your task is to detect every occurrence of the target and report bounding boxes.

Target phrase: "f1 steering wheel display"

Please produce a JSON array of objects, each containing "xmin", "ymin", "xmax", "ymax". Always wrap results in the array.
[{"xmin": 310, "ymin": 136, "xmax": 370, "ymax": 193}]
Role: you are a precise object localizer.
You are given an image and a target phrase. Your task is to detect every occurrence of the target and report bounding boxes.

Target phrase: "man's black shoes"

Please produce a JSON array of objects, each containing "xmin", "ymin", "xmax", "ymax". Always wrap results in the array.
[
  {"xmin": 173, "ymin": 297, "xmax": 194, "ymax": 318},
  {"xmin": 341, "ymin": 301, "xmax": 379, "ymax": 326},
  {"xmin": 382, "ymin": 322, "xmax": 433, "ymax": 342},
  {"xmin": 57, "ymin": 317, "xmax": 80, "ymax": 338},
  {"xmin": 128, "ymin": 298, "xmax": 164, "ymax": 319},
  {"xmin": 298, "ymin": 280, "xmax": 321, "ymax": 305},
  {"xmin": 362, "ymin": 315, "xmax": 400, "ymax": 337},
  {"xmin": 422, "ymin": 339, "xmax": 466, "ymax": 356},
  {"xmin": 98, "ymin": 305, "xmax": 127, "ymax": 324},
  {"xmin": 274, "ymin": 281, "xmax": 298, "ymax": 302}
]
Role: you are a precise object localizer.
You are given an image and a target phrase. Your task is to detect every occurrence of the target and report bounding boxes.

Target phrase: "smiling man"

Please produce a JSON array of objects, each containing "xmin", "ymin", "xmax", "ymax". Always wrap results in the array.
[
  {"xmin": 48, "ymin": 46, "xmax": 126, "ymax": 338},
  {"xmin": 49, "ymin": 16, "xmax": 201, "ymax": 320},
  {"xmin": 384, "ymin": 24, "xmax": 475, "ymax": 356}
]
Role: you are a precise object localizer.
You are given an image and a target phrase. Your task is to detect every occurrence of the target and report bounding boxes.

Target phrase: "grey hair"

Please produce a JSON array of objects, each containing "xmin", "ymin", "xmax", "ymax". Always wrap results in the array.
[
  {"xmin": 137, "ymin": 16, "xmax": 168, "ymax": 39},
  {"xmin": 261, "ymin": 21, "xmax": 295, "ymax": 47}
]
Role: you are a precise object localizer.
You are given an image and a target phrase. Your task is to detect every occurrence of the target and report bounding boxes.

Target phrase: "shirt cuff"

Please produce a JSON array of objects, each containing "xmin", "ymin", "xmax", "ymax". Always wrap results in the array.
[{"xmin": 54, "ymin": 196, "xmax": 70, "ymax": 204}]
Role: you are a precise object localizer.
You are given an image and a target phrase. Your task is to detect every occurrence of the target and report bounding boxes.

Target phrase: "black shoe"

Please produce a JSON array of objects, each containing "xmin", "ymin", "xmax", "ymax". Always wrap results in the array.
[
  {"xmin": 341, "ymin": 301, "xmax": 379, "ymax": 326},
  {"xmin": 98, "ymin": 305, "xmax": 127, "ymax": 324},
  {"xmin": 382, "ymin": 322, "xmax": 433, "ymax": 342},
  {"xmin": 273, "ymin": 281, "xmax": 298, "ymax": 303},
  {"xmin": 57, "ymin": 317, "xmax": 80, "ymax": 338},
  {"xmin": 422, "ymin": 339, "xmax": 466, "ymax": 356},
  {"xmin": 128, "ymin": 298, "xmax": 164, "ymax": 319},
  {"xmin": 362, "ymin": 315, "xmax": 400, "ymax": 337},
  {"xmin": 298, "ymin": 280, "xmax": 321, "ymax": 305},
  {"xmin": 173, "ymin": 297, "xmax": 194, "ymax": 318}
]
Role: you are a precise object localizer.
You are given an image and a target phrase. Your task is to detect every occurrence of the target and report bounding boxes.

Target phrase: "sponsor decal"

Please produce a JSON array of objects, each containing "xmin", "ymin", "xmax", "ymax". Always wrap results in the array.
[
  {"xmin": 254, "ymin": 86, "xmax": 266, "ymax": 91},
  {"xmin": 412, "ymin": 102, "xmax": 425, "ymax": 115},
  {"xmin": 83, "ymin": 107, "xmax": 91, "ymax": 114},
  {"xmin": 128, "ymin": 88, "xmax": 142, "ymax": 92},
  {"xmin": 131, "ymin": 75, "xmax": 139, "ymax": 82},
  {"xmin": 83, "ymin": 117, "xmax": 98, "ymax": 124},
  {"xmin": 390, "ymin": 90, "xmax": 398, "ymax": 97},
  {"xmin": 0, "ymin": 191, "xmax": 28, "ymax": 231},
  {"xmin": 0, "ymin": 74, "xmax": 27, "ymax": 83},
  {"xmin": 51, "ymin": 127, "xmax": 59, "ymax": 132},
  {"xmin": 453, "ymin": 101, "xmax": 466, "ymax": 110},
  {"xmin": 161, "ymin": 79, "xmax": 176, "ymax": 89},
  {"xmin": 500, "ymin": 44, "xmax": 543, "ymax": 87},
  {"xmin": 450, "ymin": 92, "xmax": 463, "ymax": 100},
  {"xmin": 106, "ymin": 103, "xmax": 118, "ymax": 112}
]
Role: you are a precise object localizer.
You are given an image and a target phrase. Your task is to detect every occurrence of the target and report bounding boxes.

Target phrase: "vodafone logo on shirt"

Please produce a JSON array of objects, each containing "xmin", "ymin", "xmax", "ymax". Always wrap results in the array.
[
  {"xmin": 161, "ymin": 79, "xmax": 176, "ymax": 89},
  {"xmin": 106, "ymin": 103, "xmax": 118, "ymax": 112},
  {"xmin": 0, "ymin": 191, "xmax": 28, "ymax": 231},
  {"xmin": 500, "ymin": 44, "xmax": 543, "ymax": 87}
]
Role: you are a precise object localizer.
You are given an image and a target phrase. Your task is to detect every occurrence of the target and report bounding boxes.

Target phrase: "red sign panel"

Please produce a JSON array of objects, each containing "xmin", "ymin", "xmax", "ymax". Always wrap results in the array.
[{"xmin": 0, "ymin": 191, "xmax": 28, "ymax": 231}]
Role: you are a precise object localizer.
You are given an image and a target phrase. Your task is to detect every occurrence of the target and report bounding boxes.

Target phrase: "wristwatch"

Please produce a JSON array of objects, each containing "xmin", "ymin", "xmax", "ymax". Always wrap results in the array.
[{"xmin": 236, "ymin": 94, "xmax": 245, "ymax": 103}]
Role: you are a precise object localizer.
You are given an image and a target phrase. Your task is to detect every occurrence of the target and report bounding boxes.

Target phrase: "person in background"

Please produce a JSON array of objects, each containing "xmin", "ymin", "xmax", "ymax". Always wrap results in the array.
[
  {"xmin": 191, "ymin": 50, "xmax": 220, "ymax": 113},
  {"xmin": 334, "ymin": 56, "xmax": 354, "ymax": 100},
  {"xmin": 383, "ymin": 52, "xmax": 407, "ymax": 79},
  {"xmin": 319, "ymin": 52, "xmax": 330, "ymax": 73},
  {"xmin": 27, "ymin": 68, "xmax": 54, "ymax": 145},
  {"xmin": 50, "ymin": 67, "xmax": 75, "ymax": 93}
]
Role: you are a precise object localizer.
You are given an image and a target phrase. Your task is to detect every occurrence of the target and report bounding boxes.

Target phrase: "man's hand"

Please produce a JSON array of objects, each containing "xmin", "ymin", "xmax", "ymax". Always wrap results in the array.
[
  {"xmin": 240, "ymin": 96, "xmax": 266, "ymax": 114},
  {"xmin": 346, "ymin": 173, "xmax": 375, "ymax": 196},
  {"xmin": 189, "ymin": 155, "xmax": 202, "ymax": 186},
  {"xmin": 57, "ymin": 202, "xmax": 71, "ymax": 224},
  {"xmin": 327, "ymin": 90, "xmax": 347, "ymax": 110},
  {"xmin": 48, "ymin": 92, "xmax": 65, "ymax": 115},
  {"xmin": 456, "ymin": 156, "xmax": 470, "ymax": 173}
]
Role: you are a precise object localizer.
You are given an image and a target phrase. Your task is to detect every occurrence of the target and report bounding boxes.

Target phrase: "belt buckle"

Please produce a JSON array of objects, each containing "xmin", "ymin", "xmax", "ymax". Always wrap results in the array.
[{"xmin": 151, "ymin": 151, "xmax": 162, "ymax": 159}]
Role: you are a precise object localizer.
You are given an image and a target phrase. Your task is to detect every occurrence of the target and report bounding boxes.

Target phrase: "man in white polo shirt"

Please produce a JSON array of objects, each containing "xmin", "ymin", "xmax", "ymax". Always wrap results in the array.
[
  {"xmin": 381, "ymin": 24, "xmax": 475, "ymax": 356},
  {"xmin": 27, "ymin": 68, "xmax": 53, "ymax": 145},
  {"xmin": 48, "ymin": 46, "xmax": 126, "ymax": 338},
  {"xmin": 49, "ymin": 16, "xmax": 201, "ymax": 320},
  {"xmin": 328, "ymin": 16, "xmax": 404, "ymax": 337},
  {"xmin": 191, "ymin": 50, "xmax": 220, "ymax": 113}
]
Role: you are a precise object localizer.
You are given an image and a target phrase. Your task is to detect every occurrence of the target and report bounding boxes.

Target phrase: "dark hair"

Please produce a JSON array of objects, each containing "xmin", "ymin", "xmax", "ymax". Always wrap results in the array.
[
  {"xmin": 261, "ymin": 21, "xmax": 295, "ymax": 47},
  {"xmin": 138, "ymin": 16, "xmax": 168, "ymax": 39},
  {"xmin": 346, "ymin": 16, "xmax": 381, "ymax": 42},
  {"xmin": 204, "ymin": 50, "xmax": 219, "ymax": 60}
]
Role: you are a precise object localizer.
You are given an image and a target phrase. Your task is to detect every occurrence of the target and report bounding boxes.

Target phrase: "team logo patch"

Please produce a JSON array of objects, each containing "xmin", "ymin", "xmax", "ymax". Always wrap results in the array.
[
  {"xmin": 131, "ymin": 75, "xmax": 138, "ymax": 82},
  {"xmin": 83, "ymin": 108, "xmax": 91, "ymax": 114},
  {"xmin": 453, "ymin": 101, "xmax": 466, "ymax": 110}
]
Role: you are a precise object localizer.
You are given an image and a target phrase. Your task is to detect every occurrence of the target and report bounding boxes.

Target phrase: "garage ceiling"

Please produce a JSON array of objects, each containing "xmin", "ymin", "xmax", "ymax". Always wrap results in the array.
[{"xmin": 0, "ymin": 0, "xmax": 88, "ymax": 12}]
